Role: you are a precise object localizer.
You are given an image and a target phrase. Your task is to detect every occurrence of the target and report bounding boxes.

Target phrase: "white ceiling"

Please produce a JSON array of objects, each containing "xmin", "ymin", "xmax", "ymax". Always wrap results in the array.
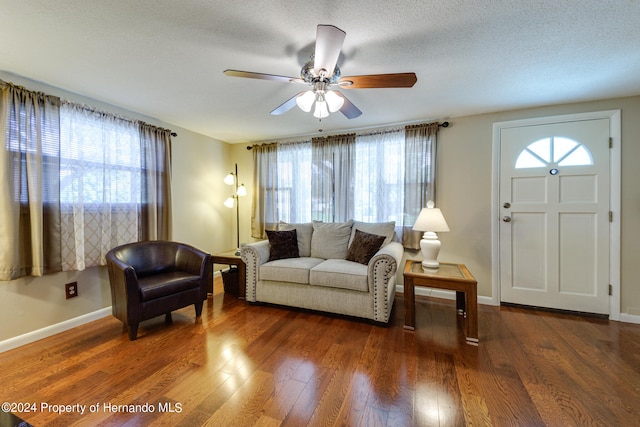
[{"xmin": 2, "ymin": 1, "xmax": 640, "ymax": 144}]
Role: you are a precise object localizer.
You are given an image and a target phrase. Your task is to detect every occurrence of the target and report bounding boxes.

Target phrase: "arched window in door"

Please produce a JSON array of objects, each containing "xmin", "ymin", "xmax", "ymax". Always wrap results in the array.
[{"xmin": 515, "ymin": 136, "xmax": 593, "ymax": 169}]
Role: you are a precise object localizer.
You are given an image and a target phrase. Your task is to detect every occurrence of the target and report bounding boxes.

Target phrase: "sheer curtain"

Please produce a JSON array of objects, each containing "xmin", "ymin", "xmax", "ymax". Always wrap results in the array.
[
  {"xmin": 353, "ymin": 128, "xmax": 405, "ymax": 223},
  {"xmin": 0, "ymin": 81, "xmax": 62, "ymax": 280},
  {"xmin": 59, "ymin": 102, "xmax": 142, "ymax": 270},
  {"xmin": 251, "ymin": 122, "xmax": 439, "ymax": 246}
]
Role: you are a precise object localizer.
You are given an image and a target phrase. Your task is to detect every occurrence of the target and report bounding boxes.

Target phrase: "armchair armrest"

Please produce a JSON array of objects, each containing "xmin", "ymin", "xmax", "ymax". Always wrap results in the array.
[
  {"xmin": 367, "ymin": 241, "xmax": 404, "ymax": 323},
  {"xmin": 175, "ymin": 244, "xmax": 210, "ymax": 276},
  {"xmin": 241, "ymin": 240, "xmax": 270, "ymax": 302},
  {"xmin": 175, "ymin": 244, "xmax": 212, "ymax": 299},
  {"xmin": 106, "ymin": 253, "xmax": 142, "ymax": 323}
]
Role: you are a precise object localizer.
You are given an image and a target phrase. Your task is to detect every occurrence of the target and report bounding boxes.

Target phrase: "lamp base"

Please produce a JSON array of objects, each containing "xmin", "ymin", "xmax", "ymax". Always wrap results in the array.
[
  {"xmin": 421, "ymin": 260, "xmax": 441, "ymax": 270},
  {"xmin": 420, "ymin": 231, "xmax": 442, "ymax": 271}
]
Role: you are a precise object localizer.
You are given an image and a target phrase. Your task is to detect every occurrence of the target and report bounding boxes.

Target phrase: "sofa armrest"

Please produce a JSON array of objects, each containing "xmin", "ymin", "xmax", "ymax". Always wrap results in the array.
[
  {"xmin": 367, "ymin": 241, "xmax": 404, "ymax": 323},
  {"xmin": 240, "ymin": 240, "xmax": 271, "ymax": 302}
]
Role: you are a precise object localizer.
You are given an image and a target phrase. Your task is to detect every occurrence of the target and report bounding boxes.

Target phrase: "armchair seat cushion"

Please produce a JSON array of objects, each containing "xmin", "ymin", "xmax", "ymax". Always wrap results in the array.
[{"xmin": 138, "ymin": 272, "xmax": 201, "ymax": 301}]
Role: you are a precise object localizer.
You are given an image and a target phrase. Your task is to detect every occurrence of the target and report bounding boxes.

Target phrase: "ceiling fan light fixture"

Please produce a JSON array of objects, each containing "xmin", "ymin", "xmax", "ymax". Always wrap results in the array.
[
  {"xmin": 324, "ymin": 90, "xmax": 344, "ymax": 112},
  {"xmin": 224, "ymin": 25, "xmax": 414, "ymax": 121},
  {"xmin": 296, "ymin": 90, "xmax": 315, "ymax": 112},
  {"xmin": 313, "ymin": 100, "xmax": 329, "ymax": 118}
]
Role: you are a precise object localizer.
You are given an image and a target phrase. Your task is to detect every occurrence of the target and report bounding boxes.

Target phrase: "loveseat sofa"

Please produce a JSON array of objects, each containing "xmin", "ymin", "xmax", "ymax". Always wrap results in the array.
[{"xmin": 241, "ymin": 220, "xmax": 404, "ymax": 323}]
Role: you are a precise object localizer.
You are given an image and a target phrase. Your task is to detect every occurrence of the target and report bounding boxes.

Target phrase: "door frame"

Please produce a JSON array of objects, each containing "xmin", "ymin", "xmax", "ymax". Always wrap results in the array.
[{"xmin": 491, "ymin": 110, "xmax": 621, "ymax": 320}]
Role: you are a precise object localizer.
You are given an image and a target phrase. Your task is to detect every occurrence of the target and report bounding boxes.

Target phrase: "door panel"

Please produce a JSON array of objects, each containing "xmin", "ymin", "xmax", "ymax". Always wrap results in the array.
[
  {"xmin": 559, "ymin": 213, "xmax": 597, "ymax": 295},
  {"xmin": 499, "ymin": 119, "xmax": 610, "ymax": 314},
  {"xmin": 511, "ymin": 212, "xmax": 546, "ymax": 291}
]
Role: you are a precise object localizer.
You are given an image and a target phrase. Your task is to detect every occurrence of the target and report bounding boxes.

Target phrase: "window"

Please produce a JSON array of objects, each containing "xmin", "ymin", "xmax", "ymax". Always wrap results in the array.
[
  {"xmin": 59, "ymin": 105, "xmax": 141, "ymax": 206},
  {"xmin": 1, "ymin": 80, "xmax": 172, "ymax": 280},
  {"xmin": 252, "ymin": 122, "xmax": 439, "ymax": 248},
  {"xmin": 515, "ymin": 137, "xmax": 593, "ymax": 169}
]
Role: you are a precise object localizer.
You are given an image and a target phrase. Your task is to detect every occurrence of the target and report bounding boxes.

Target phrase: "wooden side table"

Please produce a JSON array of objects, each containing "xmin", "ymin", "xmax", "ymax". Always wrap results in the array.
[
  {"xmin": 211, "ymin": 249, "xmax": 246, "ymax": 299},
  {"xmin": 403, "ymin": 260, "xmax": 478, "ymax": 345}
]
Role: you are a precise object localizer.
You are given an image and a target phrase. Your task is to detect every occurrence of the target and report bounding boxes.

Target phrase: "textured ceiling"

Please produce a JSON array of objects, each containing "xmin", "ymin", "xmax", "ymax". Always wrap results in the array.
[{"xmin": 2, "ymin": 1, "xmax": 640, "ymax": 143}]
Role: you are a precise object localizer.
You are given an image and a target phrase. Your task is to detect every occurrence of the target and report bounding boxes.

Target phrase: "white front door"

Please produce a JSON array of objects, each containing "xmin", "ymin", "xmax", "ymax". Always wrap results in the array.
[{"xmin": 499, "ymin": 118, "xmax": 611, "ymax": 314}]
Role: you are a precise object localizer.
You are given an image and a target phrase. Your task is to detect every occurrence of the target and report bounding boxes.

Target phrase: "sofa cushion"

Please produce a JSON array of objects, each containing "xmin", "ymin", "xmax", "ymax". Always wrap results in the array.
[
  {"xmin": 311, "ymin": 220, "xmax": 353, "ymax": 259},
  {"xmin": 138, "ymin": 272, "xmax": 200, "ymax": 301},
  {"xmin": 266, "ymin": 229, "xmax": 299, "ymax": 260},
  {"xmin": 260, "ymin": 257, "xmax": 325, "ymax": 284},
  {"xmin": 346, "ymin": 229, "xmax": 386, "ymax": 265},
  {"xmin": 309, "ymin": 259, "xmax": 369, "ymax": 292},
  {"xmin": 279, "ymin": 221, "xmax": 313, "ymax": 257},
  {"xmin": 349, "ymin": 220, "xmax": 396, "ymax": 247}
]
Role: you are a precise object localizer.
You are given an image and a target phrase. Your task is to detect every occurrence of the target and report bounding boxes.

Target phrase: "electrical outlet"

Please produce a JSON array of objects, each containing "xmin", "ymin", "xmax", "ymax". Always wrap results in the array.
[{"xmin": 65, "ymin": 282, "xmax": 78, "ymax": 299}]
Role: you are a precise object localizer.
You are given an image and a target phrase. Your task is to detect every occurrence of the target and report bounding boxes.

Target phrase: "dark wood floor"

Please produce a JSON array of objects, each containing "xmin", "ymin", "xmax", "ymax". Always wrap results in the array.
[{"xmin": 2, "ymin": 276, "xmax": 640, "ymax": 427}]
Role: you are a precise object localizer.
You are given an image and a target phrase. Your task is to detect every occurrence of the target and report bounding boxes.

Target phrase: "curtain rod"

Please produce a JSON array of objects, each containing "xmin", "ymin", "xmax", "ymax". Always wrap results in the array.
[{"xmin": 246, "ymin": 121, "xmax": 450, "ymax": 150}]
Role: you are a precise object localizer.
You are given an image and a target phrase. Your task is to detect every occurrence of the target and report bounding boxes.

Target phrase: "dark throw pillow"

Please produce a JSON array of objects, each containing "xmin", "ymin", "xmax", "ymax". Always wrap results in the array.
[
  {"xmin": 346, "ymin": 229, "xmax": 386, "ymax": 265},
  {"xmin": 266, "ymin": 229, "xmax": 300, "ymax": 261}
]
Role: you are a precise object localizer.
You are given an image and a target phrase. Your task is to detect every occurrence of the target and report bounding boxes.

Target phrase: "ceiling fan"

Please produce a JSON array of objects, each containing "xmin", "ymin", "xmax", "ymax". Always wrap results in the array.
[{"xmin": 224, "ymin": 24, "xmax": 417, "ymax": 120}]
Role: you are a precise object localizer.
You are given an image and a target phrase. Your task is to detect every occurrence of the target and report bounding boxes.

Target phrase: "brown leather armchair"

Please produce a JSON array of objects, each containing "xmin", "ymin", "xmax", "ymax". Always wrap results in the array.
[{"xmin": 106, "ymin": 240, "xmax": 212, "ymax": 340}]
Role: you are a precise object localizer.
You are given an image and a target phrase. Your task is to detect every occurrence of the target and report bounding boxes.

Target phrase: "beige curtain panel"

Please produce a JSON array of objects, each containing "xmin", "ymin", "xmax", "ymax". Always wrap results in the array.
[{"xmin": 0, "ymin": 81, "xmax": 62, "ymax": 280}]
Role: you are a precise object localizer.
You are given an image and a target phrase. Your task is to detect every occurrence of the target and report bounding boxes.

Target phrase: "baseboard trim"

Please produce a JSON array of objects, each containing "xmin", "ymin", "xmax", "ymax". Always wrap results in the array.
[
  {"xmin": 619, "ymin": 313, "xmax": 640, "ymax": 324},
  {"xmin": 0, "ymin": 307, "xmax": 112, "ymax": 354}
]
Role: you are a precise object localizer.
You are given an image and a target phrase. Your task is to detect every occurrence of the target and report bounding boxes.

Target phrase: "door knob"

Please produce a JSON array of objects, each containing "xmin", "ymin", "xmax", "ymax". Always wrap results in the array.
[
  {"xmin": 503, "ymin": 216, "xmax": 512, "ymax": 222},
  {"xmin": 503, "ymin": 202, "xmax": 511, "ymax": 209}
]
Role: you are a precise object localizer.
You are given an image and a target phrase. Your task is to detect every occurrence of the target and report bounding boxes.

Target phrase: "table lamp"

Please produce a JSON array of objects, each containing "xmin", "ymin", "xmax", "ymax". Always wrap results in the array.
[{"xmin": 412, "ymin": 200, "xmax": 450, "ymax": 270}]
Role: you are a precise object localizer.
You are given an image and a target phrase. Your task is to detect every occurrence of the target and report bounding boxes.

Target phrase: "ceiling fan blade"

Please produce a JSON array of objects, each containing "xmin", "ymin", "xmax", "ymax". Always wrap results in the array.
[
  {"xmin": 270, "ymin": 92, "xmax": 305, "ymax": 115},
  {"xmin": 339, "ymin": 73, "xmax": 417, "ymax": 89},
  {"xmin": 336, "ymin": 92, "xmax": 362, "ymax": 119},
  {"xmin": 314, "ymin": 25, "xmax": 346, "ymax": 77},
  {"xmin": 224, "ymin": 69, "xmax": 305, "ymax": 84}
]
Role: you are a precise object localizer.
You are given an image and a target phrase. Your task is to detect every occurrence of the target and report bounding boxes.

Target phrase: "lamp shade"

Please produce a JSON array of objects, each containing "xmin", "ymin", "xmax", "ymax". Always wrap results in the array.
[
  {"xmin": 296, "ymin": 90, "xmax": 315, "ymax": 112},
  {"xmin": 224, "ymin": 196, "xmax": 235, "ymax": 208},
  {"xmin": 313, "ymin": 100, "xmax": 329, "ymax": 118},
  {"xmin": 413, "ymin": 207, "xmax": 450, "ymax": 232},
  {"xmin": 324, "ymin": 90, "xmax": 344, "ymax": 112}
]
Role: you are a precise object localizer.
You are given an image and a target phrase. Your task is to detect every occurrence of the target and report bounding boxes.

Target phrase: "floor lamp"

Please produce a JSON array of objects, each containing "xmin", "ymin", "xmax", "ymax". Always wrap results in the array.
[{"xmin": 224, "ymin": 163, "xmax": 246, "ymax": 251}]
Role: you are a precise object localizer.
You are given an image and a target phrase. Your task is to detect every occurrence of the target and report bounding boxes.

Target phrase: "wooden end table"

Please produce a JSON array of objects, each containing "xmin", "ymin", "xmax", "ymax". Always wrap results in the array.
[
  {"xmin": 403, "ymin": 260, "xmax": 478, "ymax": 345},
  {"xmin": 211, "ymin": 249, "xmax": 246, "ymax": 299}
]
